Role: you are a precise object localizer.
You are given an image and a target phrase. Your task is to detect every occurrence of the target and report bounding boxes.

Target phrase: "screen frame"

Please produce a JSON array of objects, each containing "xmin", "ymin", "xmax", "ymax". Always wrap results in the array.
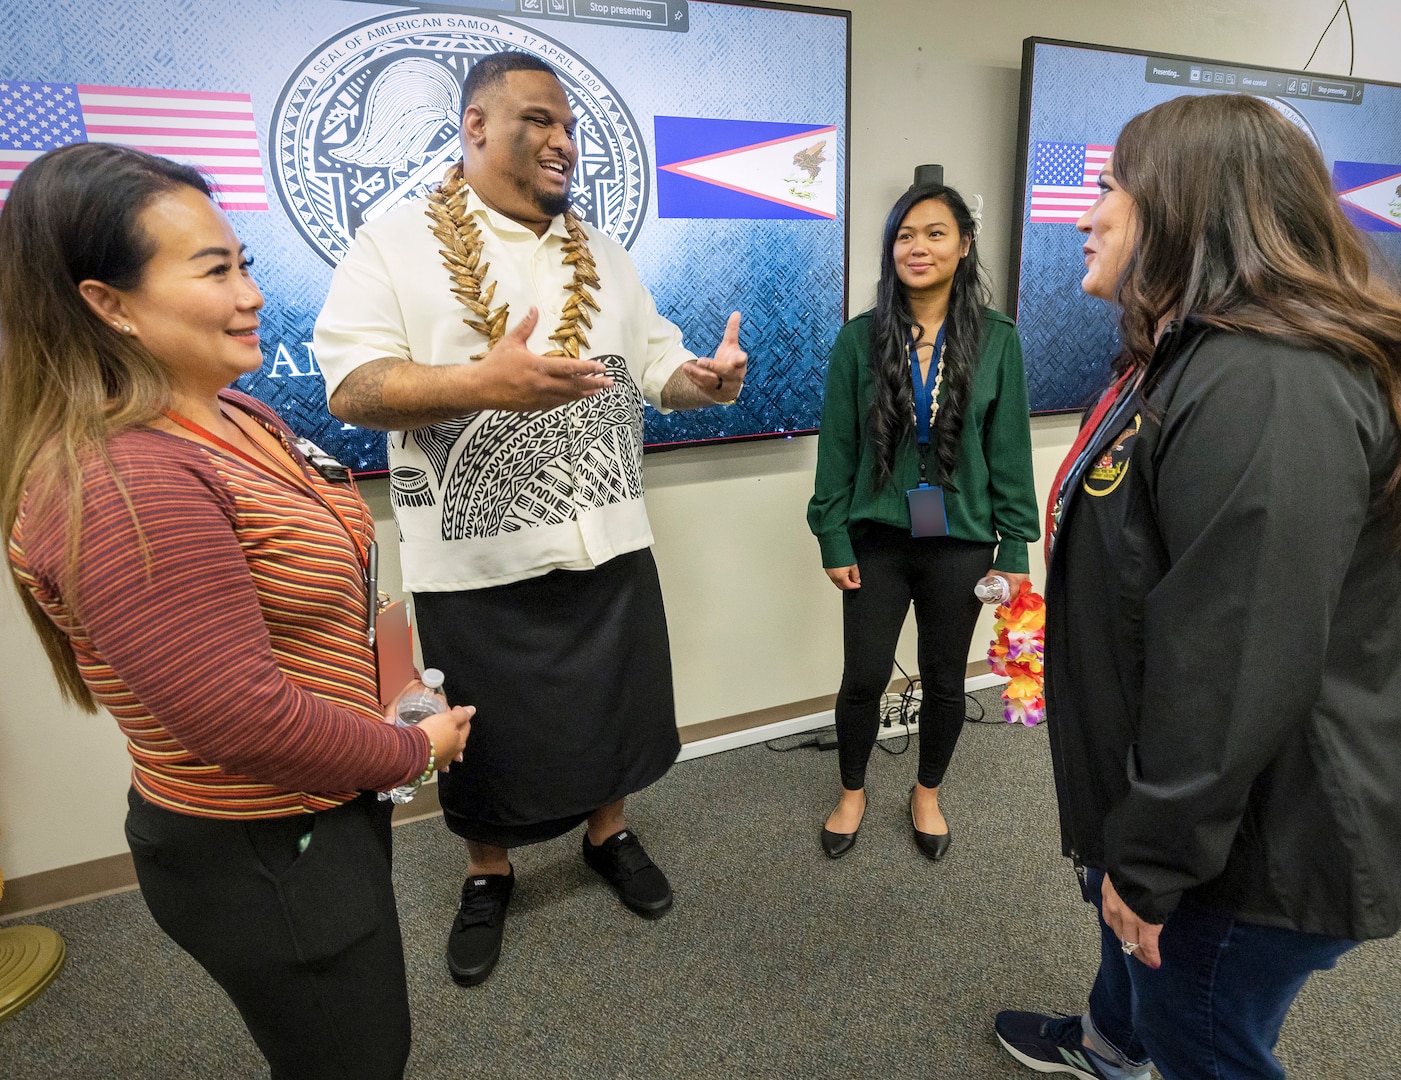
[
  {"xmin": 386, "ymin": 0, "xmax": 853, "ymax": 461},
  {"xmin": 639, "ymin": 0, "xmax": 853, "ymax": 453},
  {"xmin": 337, "ymin": 0, "xmax": 854, "ymax": 466},
  {"xmin": 1007, "ymin": 35, "xmax": 1401, "ymax": 416}
]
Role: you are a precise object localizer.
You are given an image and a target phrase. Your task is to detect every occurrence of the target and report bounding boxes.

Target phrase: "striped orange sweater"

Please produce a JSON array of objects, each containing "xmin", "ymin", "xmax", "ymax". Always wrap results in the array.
[{"xmin": 9, "ymin": 392, "xmax": 429, "ymax": 818}]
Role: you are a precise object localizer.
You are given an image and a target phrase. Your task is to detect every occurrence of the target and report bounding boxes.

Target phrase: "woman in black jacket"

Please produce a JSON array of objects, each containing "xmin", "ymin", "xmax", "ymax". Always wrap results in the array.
[{"xmin": 994, "ymin": 93, "xmax": 1401, "ymax": 1080}]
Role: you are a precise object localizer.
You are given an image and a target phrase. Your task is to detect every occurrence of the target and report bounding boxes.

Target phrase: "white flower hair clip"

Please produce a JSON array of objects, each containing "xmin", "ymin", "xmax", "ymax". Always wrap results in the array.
[{"xmin": 968, "ymin": 193, "xmax": 984, "ymax": 238}]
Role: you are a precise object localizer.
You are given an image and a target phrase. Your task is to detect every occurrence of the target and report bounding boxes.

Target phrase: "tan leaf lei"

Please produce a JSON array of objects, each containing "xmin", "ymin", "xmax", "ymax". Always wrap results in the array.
[{"xmin": 426, "ymin": 161, "xmax": 601, "ymax": 360}]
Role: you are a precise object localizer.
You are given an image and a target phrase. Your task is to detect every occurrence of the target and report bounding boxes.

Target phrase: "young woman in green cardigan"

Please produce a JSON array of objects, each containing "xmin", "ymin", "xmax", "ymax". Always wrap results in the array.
[{"xmin": 807, "ymin": 183, "xmax": 1039, "ymax": 860}]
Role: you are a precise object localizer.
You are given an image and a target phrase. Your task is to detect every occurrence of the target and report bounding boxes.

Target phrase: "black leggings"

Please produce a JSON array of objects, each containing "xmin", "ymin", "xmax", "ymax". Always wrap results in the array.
[
  {"xmin": 834, "ymin": 525, "xmax": 993, "ymax": 791},
  {"xmin": 125, "ymin": 789, "xmax": 411, "ymax": 1080}
]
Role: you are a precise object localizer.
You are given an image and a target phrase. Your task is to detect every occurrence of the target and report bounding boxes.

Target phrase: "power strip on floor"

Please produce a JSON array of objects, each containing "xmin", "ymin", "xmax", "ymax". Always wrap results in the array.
[
  {"xmin": 807, "ymin": 721, "xmax": 917, "ymax": 751},
  {"xmin": 675, "ymin": 673, "xmax": 1006, "ymax": 763}
]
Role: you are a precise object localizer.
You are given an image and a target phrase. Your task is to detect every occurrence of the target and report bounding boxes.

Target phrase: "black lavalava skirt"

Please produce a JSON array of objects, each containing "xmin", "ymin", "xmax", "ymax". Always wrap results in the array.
[{"xmin": 416, "ymin": 547, "xmax": 680, "ymax": 848}]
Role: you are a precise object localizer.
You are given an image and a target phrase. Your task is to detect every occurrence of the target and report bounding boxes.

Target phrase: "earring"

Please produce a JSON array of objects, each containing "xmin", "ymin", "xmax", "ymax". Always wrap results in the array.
[{"xmin": 122, "ymin": 325, "xmax": 132, "ymax": 333}]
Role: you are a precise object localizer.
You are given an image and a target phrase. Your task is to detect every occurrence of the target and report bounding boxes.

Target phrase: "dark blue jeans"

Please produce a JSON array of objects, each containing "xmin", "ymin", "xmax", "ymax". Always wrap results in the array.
[{"xmin": 1082, "ymin": 868, "xmax": 1356, "ymax": 1079}]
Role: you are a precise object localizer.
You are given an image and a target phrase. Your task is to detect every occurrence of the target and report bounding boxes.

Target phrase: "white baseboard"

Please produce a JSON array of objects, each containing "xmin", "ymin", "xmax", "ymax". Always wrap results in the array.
[
  {"xmin": 676, "ymin": 673, "xmax": 1008, "ymax": 762},
  {"xmin": 964, "ymin": 671, "xmax": 1011, "ymax": 693}
]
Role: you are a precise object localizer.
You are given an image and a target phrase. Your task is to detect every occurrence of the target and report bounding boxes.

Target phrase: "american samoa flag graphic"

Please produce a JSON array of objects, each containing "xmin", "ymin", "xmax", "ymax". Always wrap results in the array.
[
  {"xmin": 655, "ymin": 116, "xmax": 837, "ymax": 220},
  {"xmin": 1029, "ymin": 141, "xmax": 1113, "ymax": 223},
  {"xmin": 1333, "ymin": 160, "xmax": 1401, "ymax": 233},
  {"xmin": 0, "ymin": 80, "xmax": 267, "ymax": 211}
]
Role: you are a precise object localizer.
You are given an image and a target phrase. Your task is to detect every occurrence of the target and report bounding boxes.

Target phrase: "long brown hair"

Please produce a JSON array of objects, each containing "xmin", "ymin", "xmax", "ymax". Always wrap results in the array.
[
  {"xmin": 1109, "ymin": 92, "xmax": 1401, "ymax": 520},
  {"xmin": 0, "ymin": 144, "xmax": 211, "ymax": 709}
]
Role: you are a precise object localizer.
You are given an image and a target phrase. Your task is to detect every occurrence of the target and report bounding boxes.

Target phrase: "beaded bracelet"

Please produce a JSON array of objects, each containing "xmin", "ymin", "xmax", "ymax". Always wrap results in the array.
[{"xmin": 415, "ymin": 736, "xmax": 437, "ymax": 787}]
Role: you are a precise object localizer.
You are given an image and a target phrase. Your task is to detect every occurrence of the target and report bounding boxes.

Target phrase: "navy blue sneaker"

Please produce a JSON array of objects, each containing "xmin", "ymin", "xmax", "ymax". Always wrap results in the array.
[{"xmin": 994, "ymin": 1011, "xmax": 1150, "ymax": 1080}]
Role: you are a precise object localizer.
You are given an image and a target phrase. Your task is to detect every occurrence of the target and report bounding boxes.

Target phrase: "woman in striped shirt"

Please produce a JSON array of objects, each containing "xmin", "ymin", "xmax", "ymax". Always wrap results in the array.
[{"xmin": 0, "ymin": 144, "xmax": 472, "ymax": 1080}]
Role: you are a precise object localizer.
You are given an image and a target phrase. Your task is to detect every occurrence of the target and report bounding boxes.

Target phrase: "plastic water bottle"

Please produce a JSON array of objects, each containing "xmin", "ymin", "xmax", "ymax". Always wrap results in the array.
[
  {"xmin": 396, "ymin": 668, "xmax": 448, "ymax": 725},
  {"xmin": 974, "ymin": 575, "xmax": 1012, "ymax": 605},
  {"xmin": 380, "ymin": 668, "xmax": 447, "ymax": 804}
]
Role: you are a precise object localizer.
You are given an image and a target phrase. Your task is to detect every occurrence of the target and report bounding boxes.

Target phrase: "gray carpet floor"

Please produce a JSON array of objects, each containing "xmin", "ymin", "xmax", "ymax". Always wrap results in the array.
[{"xmin": 3, "ymin": 687, "xmax": 1398, "ymax": 1078}]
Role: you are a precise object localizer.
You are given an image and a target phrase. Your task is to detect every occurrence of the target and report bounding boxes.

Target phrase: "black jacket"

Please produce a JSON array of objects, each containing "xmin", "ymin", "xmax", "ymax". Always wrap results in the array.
[{"xmin": 1045, "ymin": 322, "xmax": 1401, "ymax": 940}]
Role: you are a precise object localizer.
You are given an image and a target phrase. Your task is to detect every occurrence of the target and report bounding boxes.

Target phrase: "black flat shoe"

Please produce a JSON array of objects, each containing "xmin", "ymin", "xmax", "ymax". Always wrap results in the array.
[
  {"xmin": 821, "ymin": 826, "xmax": 858, "ymax": 858},
  {"xmin": 910, "ymin": 787, "xmax": 951, "ymax": 861},
  {"xmin": 821, "ymin": 795, "xmax": 865, "ymax": 859}
]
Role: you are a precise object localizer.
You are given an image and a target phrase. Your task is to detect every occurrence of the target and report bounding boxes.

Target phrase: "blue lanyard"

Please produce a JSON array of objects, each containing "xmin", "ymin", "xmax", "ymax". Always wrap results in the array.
[{"xmin": 909, "ymin": 323, "xmax": 946, "ymax": 448}]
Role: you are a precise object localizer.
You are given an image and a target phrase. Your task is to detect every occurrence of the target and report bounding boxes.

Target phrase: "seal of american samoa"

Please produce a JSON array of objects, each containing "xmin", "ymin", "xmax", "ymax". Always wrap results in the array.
[
  {"xmin": 1258, "ymin": 96, "xmax": 1320, "ymax": 150},
  {"xmin": 271, "ymin": 12, "xmax": 648, "ymax": 265}
]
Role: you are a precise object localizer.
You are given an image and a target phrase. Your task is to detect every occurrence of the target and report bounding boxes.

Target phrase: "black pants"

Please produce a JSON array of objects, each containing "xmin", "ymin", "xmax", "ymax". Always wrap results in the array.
[
  {"xmin": 834, "ymin": 525, "xmax": 993, "ymax": 791},
  {"xmin": 125, "ymin": 789, "xmax": 411, "ymax": 1080}
]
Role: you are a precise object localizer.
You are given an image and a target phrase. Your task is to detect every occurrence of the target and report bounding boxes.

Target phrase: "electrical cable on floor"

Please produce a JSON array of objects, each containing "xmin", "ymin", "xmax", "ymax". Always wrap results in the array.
[
  {"xmin": 964, "ymin": 692, "xmax": 1007, "ymax": 725},
  {"xmin": 875, "ymin": 657, "xmax": 916, "ymax": 756},
  {"xmin": 764, "ymin": 732, "xmax": 822, "ymax": 752},
  {"xmin": 766, "ymin": 657, "xmax": 1010, "ymax": 754}
]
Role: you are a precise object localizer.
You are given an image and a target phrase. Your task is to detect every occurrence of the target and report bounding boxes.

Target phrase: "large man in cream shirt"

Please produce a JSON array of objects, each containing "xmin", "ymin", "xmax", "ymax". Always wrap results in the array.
[{"xmin": 314, "ymin": 52, "xmax": 746, "ymax": 987}]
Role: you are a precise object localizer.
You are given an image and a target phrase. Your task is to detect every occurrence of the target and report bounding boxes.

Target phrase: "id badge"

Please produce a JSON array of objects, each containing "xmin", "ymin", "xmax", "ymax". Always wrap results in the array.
[
  {"xmin": 906, "ymin": 484, "xmax": 949, "ymax": 538},
  {"xmin": 375, "ymin": 600, "xmax": 416, "ymax": 708},
  {"xmin": 290, "ymin": 435, "xmax": 352, "ymax": 483}
]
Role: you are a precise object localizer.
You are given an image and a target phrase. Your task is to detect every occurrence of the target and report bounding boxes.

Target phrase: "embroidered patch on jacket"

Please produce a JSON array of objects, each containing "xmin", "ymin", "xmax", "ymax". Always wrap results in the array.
[{"xmin": 1083, "ymin": 413, "xmax": 1141, "ymax": 497}]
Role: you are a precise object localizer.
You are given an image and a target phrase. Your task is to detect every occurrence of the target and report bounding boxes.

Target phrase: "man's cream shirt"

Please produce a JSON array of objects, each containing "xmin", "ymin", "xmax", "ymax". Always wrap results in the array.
[{"xmin": 315, "ymin": 190, "xmax": 694, "ymax": 592}]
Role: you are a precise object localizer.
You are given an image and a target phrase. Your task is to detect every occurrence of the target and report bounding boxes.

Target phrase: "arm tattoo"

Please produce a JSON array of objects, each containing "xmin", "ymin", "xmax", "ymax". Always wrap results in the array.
[
  {"xmin": 659, "ymin": 366, "xmax": 718, "ymax": 411},
  {"xmin": 329, "ymin": 358, "xmax": 397, "ymax": 428},
  {"xmin": 329, "ymin": 357, "xmax": 467, "ymax": 430}
]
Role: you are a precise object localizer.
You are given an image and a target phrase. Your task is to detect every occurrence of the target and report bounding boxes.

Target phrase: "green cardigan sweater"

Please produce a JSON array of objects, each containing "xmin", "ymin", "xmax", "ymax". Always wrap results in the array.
[{"xmin": 807, "ymin": 309, "xmax": 1040, "ymax": 573}]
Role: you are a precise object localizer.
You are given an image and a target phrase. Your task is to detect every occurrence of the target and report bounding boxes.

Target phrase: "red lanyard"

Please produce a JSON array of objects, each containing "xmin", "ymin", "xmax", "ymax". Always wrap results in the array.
[
  {"xmin": 161, "ymin": 405, "xmax": 371, "ymax": 569},
  {"xmin": 1043, "ymin": 371, "xmax": 1132, "ymax": 567}
]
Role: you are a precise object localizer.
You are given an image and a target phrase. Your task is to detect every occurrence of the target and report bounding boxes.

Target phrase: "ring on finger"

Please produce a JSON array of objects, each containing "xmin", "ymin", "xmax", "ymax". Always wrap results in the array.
[{"xmin": 1121, "ymin": 940, "xmax": 1139, "ymax": 955}]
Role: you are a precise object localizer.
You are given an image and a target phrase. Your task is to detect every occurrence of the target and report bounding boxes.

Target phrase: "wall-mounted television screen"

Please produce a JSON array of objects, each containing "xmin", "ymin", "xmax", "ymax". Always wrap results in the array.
[
  {"xmin": 1010, "ymin": 37, "xmax": 1401, "ymax": 413},
  {"xmin": 0, "ymin": 0, "xmax": 849, "ymax": 472}
]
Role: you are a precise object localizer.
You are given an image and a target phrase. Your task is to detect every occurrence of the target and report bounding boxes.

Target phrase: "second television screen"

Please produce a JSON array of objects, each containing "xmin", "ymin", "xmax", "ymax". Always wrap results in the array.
[{"xmin": 1011, "ymin": 38, "xmax": 1401, "ymax": 413}]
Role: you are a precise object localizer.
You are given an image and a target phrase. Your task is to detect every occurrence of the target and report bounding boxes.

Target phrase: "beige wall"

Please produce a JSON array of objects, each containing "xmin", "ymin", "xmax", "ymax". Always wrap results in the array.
[{"xmin": 2, "ymin": 0, "xmax": 1397, "ymax": 880}]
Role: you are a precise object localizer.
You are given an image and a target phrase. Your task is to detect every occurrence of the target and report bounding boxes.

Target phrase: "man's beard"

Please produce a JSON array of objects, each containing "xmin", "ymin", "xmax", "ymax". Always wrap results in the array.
[
  {"xmin": 513, "ymin": 173, "xmax": 571, "ymax": 218},
  {"xmin": 538, "ymin": 189, "xmax": 572, "ymax": 217}
]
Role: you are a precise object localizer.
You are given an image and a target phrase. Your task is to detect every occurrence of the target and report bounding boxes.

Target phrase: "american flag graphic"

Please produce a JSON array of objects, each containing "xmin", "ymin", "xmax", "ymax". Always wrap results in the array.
[
  {"xmin": 0, "ymin": 80, "xmax": 267, "ymax": 211},
  {"xmin": 1029, "ymin": 142, "xmax": 1113, "ymax": 223}
]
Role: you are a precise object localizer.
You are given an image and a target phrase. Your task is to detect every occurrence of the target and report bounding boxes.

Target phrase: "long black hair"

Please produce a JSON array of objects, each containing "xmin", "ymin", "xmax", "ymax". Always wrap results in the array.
[{"xmin": 868, "ymin": 183, "xmax": 991, "ymax": 490}]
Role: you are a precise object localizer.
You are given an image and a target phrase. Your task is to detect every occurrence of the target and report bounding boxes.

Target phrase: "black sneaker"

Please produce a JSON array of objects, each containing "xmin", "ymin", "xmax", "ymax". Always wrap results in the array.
[
  {"xmin": 582, "ymin": 829, "xmax": 673, "ymax": 918},
  {"xmin": 446, "ymin": 869, "xmax": 514, "ymax": 986},
  {"xmin": 994, "ymin": 1011, "xmax": 1150, "ymax": 1080}
]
